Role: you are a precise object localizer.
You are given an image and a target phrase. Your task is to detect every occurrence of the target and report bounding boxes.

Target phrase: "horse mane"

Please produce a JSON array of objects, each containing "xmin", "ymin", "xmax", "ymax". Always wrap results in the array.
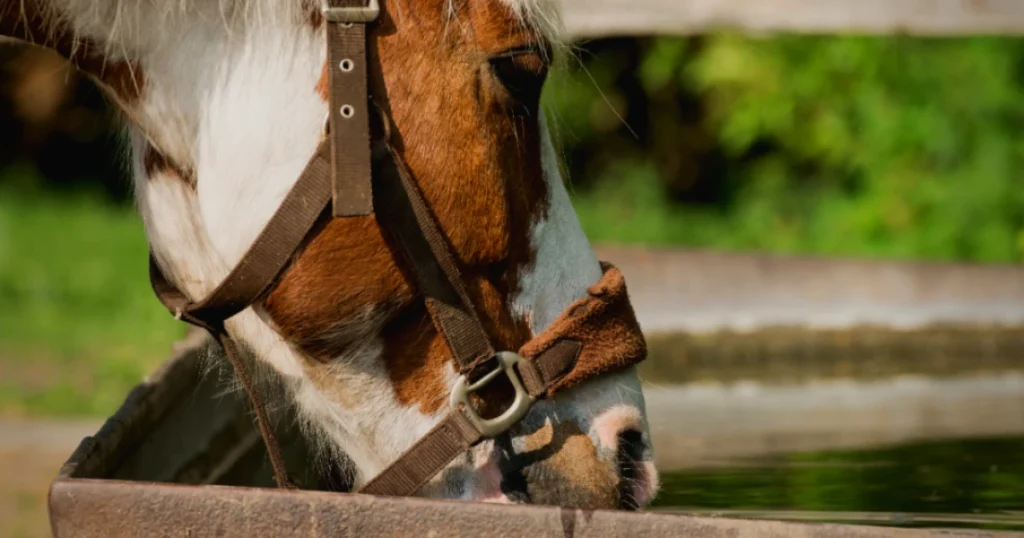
[
  {"xmin": 93, "ymin": 0, "xmax": 567, "ymax": 40},
  {"xmin": 491, "ymin": 0, "xmax": 566, "ymax": 50}
]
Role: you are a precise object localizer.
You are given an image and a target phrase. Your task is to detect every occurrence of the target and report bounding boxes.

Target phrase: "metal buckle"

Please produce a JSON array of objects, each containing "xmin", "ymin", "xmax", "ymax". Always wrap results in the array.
[
  {"xmin": 450, "ymin": 351, "xmax": 536, "ymax": 438},
  {"xmin": 322, "ymin": 0, "xmax": 380, "ymax": 23}
]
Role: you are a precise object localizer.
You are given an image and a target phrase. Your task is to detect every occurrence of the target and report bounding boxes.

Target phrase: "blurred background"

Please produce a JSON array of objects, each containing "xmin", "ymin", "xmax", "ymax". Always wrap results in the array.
[{"xmin": 2, "ymin": 4, "xmax": 1024, "ymax": 536}]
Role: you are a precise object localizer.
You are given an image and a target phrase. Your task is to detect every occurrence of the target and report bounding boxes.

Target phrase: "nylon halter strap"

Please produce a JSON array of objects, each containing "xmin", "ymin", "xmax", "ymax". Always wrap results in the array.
[{"xmin": 149, "ymin": 0, "xmax": 647, "ymax": 497}]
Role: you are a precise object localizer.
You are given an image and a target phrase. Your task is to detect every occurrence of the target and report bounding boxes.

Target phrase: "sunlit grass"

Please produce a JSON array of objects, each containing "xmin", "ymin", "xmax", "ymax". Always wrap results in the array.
[{"xmin": 0, "ymin": 171, "xmax": 186, "ymax": 418}]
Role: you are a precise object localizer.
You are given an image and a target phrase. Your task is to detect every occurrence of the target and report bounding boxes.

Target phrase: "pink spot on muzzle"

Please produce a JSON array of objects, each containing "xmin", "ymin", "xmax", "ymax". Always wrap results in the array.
[
  {"xmin": 473, "ymin": 449, "xmax": 511, "ymax": 503},
  {"xmin": 592, "ymin": 405, "xmax": 644, "ymax": 452},
  {"xmin": 631, "ymin": 460, "xmax": 661, "ymax": 507}
]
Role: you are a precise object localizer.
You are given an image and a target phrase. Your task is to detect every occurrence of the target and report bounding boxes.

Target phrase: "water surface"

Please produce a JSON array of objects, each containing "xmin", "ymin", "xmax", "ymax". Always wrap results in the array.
[{"xmin": 652, "ymin": 436, "xmax": 1024, "ymax": 531}]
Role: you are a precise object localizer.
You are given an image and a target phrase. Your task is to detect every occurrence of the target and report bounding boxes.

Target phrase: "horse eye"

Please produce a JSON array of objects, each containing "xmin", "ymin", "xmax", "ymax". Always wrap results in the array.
[{"xmin": 489, "ymin": 49, "xmax": 549, "ymax": 116}]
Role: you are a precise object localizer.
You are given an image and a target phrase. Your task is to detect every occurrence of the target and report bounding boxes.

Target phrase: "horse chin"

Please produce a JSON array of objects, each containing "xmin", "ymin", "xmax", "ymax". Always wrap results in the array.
[
  {"xmin": 477, "ymin": 492, "xmax": 517, "ymax": 504},
  {"xmin": 409, "ymin": 448, "xmax": 657, "ymax": 510},
  {"xmin": 514, "ymin": 456, "xmax": 659, "ymax": 510}
]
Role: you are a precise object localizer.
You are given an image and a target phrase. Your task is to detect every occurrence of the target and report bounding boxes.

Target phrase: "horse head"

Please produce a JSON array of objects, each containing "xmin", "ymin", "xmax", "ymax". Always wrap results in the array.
[{"xmin": 0, "ymin": 0, "xmax": 659, "ymax": 508}]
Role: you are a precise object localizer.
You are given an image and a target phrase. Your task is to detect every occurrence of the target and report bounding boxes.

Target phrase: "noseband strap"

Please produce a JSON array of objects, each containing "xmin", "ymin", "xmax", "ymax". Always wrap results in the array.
[{"xmin": 149, "ymin": 0, "xmax": 647, "ymax": 497}]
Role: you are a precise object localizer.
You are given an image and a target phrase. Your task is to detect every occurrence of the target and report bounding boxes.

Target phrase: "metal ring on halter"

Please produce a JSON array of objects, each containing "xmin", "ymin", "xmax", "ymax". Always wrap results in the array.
[
  {"xmin": 322, "ymin": 0, "xmax": 380, "ymax": 23},
  {"xmin": 449, "ymin": 351, "xmax": 536, "ymax": 438}
]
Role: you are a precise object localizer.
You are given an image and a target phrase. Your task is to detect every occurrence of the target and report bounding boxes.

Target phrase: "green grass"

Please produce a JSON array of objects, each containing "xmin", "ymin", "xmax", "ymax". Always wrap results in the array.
[{"xmin": 0, "ymin": 171, "xmax": 186, "ymax": 418}]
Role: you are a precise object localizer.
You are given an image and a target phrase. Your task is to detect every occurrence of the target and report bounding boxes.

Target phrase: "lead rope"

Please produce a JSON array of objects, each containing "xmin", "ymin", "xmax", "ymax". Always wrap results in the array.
[{"xmin": 215, "ymin": 332, "xmax": 296, "ymax": 489}]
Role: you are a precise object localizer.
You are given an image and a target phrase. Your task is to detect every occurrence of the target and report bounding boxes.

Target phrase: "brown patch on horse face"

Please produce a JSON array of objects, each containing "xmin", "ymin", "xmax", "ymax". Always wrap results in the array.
[
  {"xmin": 0, "ymin": 0, "xmax": 145, "ymax": 105},
  {"xmin": 144, "ymin": 144, "xmax": 195, "ymax": 188},
  {"xmin": 520, "ymin": 422, "xmax": 619, "ymax": 508},
  {"xmin": 264, "ymin": 0, "xmax": 552, "ymax": 414},
  {"xmin": 315, "ymin": 63, "xmax": 330, "ymax": 103}
]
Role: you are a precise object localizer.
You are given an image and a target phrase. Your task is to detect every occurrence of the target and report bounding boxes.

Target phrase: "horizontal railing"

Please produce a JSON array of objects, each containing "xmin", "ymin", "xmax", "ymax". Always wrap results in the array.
[{"xmin": 559, "ymin": 0, "xmax": 1024, "ymax": 37}]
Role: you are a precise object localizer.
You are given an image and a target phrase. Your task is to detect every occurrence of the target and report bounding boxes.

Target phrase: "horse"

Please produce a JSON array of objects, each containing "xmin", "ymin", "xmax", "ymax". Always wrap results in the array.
[{"xmin": 1, "ymin": 0, "xmax": 659, "ymax": 508}]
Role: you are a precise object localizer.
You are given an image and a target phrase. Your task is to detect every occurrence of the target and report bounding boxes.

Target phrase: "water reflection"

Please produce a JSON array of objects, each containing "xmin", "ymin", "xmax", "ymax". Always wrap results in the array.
[{"xmin": 653, "ymin": 436, "xmax": 1024, "ymax": 531}]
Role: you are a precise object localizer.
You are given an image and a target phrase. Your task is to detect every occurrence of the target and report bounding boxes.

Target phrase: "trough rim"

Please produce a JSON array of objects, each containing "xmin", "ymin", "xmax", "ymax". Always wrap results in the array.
[{"xmin": 46, "ymin": 333, "xmax": 1023, "ymax": 538}]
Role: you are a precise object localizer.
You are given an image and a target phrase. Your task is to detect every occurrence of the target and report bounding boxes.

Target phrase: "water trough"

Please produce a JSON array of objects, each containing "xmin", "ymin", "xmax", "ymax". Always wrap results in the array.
[{"xmin": 49, "ymin": 247, "xmax": 1024, "ymax": 537}]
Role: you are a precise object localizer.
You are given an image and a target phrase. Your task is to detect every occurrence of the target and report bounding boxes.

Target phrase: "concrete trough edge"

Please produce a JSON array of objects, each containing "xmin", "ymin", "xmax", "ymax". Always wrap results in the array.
[{"xmin": 48, "ymin": 478, "xmax": 1022, "ymax": 538}]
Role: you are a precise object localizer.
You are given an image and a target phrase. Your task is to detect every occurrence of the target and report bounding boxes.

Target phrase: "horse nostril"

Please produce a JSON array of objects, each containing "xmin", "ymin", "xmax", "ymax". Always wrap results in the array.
[
  {"xmin": 617, "ymin": 429, "xmax": 645, "ymax": 463},
  {"xmin": 616, "ymin": 429, "xmax": 645, "ymax": 511},
  {"xmin": 499, "ymin": 468, "xmax": 531, "ymax": 503}
]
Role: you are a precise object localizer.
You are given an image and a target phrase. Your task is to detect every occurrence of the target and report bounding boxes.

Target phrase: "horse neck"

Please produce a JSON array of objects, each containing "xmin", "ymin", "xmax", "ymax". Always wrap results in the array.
[
  {"xmin": 2, "ymin": 1, "xmax": 339, "ymax": 375},
  {"xmin": 0, "ymin": 2, "xmax": 320, "ymax": 292},
  {"xmin": 133, "ymin": 20, "xmax": 328, "ymax": 303}
]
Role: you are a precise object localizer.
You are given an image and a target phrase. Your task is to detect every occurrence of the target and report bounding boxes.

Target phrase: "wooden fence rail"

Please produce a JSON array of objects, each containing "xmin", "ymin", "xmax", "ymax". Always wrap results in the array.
[{"xmin": 559, "ymin": 0, "xmax": 1024, "ymax": 38}]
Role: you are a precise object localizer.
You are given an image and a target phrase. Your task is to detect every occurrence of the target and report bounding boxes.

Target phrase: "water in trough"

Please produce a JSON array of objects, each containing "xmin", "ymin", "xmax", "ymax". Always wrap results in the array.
[{"xmin": 652, "ymin": 435, "xmax": 1024, "ymax": 532}]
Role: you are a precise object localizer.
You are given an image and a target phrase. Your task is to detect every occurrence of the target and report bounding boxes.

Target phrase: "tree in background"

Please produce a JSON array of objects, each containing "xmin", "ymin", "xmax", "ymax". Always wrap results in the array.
[
  {"xmin": 0, "ymin": 46, "xmax": 123, "ymax": 199},
  {"xmin": 2, "ymin": 35, "xmax": 1023, "ymax": 262},
  {"xmin": 546, "ymin": 35, "xmax": 1024, "ymax": 263}
]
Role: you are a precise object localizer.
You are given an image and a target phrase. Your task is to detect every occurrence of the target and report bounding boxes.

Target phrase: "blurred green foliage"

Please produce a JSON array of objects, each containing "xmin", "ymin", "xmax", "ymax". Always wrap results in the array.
[
  {"xmin": 547, "ymin": 35, "xmax": 1024, "ymax": 262},
  {"xmin": 0, "ymin": 173, "xmax": 186, "ymax": 417}
]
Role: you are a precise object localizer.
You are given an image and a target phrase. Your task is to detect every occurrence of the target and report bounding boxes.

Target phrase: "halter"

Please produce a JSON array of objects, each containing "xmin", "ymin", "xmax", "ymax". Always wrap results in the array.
[{"xmin": 149, "ymin": 0, "xmax": 648, "ymax": 497}]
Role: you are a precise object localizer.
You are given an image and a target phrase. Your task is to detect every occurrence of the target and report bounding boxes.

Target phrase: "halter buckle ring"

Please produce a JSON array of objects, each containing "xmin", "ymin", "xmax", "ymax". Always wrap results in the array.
[
  {"xmin": 450, "ymin": 351, "xmax": 535, "ymax": 438},
  {"xmin": 322, "ymin": 0, "xmax": 380, "ymax": 23}
]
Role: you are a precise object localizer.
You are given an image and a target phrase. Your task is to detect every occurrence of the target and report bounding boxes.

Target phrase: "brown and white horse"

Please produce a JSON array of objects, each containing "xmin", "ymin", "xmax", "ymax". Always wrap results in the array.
[{"xmin": 1, "ymin": 0, "xmax": 659, "ymax": 508}]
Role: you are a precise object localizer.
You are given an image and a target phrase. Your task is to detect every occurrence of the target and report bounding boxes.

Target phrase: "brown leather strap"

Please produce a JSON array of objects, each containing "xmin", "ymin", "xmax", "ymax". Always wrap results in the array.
[
  {"xmin": 329, "ymin": 0, "xmax": 496, "ymax": 381},
  {"xmin": 517, "ymin": 340, "xmax": 583, "ymax": 399},
  {"xmin": 370, "ymin": 123, "xmax": 497, "ymax": 379},
  {"xmin": 144, "ymin": 0, "xmax": 498, "ymax": 496},
  {"xmin": 215, "ymin": 332, "xmax": 296, "ymax": 489},
  {"xmin": 150, "ymin": 141, "xmax": 332, "ymax": 329},
  {"xmin": 359, "ymin": 410, "xmax": 483, "ymax": 496},
  {"xmin": 326, "ymin": 0, "xmax": 373, "ymax": 217}
]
